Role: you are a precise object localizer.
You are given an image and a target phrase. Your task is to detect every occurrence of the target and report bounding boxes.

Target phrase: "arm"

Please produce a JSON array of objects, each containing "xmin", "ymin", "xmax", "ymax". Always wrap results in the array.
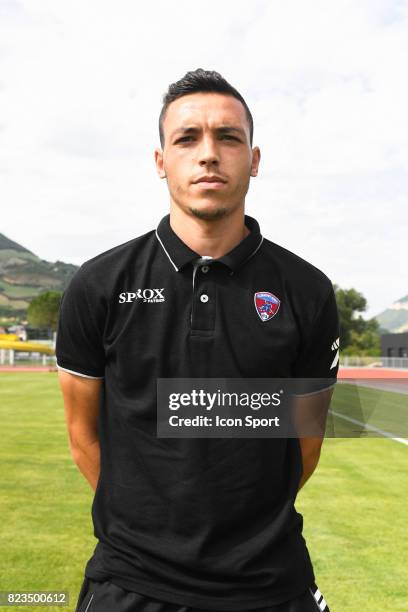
[
  {"xmin": 58, "ymin": 369, "xmax": 103, "ymax": 491},
  {"xmin": 298, "ymin": 437, "xmax": 323, "ymax": 491},
  {"xmin": 291, "ymin": 282, "xmax": 340, "ymax": 492},
  {"xmin": 294, "ymin": 386, "xmax": 335, "ymax": 491}
]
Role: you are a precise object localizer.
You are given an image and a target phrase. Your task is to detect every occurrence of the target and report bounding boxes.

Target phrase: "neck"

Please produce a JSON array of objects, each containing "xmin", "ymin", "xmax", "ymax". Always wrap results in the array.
[{"xmin": 169, "ymin": 204, "xmax": 250, "ymax": 259}]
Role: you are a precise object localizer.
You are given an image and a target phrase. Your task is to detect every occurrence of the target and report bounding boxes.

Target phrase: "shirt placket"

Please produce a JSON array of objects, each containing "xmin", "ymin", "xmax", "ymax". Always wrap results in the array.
[{"xmin": 190, "ymin": 256, "xmax": 216, "ymax": 334}]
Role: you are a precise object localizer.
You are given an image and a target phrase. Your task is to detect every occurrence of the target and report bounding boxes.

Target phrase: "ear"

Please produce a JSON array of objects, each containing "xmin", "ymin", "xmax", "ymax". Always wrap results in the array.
[
  {"xmin": 250, "ymin": 146, "xmax": 261, "ymax": 177},
  {"xmin": 154, "ymin": 148, "xmax": 166, "ymax": 178}
]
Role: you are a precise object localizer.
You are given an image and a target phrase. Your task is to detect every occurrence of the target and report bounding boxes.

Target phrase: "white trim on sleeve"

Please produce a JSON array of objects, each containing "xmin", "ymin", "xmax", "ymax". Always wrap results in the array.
[
  {"xmin": 292, "ymin": 381, "xmax": 337, "ymax": 397},
  {"xmin": 56, "ymin": 362, "xmax": 104, "ymax": 379}
]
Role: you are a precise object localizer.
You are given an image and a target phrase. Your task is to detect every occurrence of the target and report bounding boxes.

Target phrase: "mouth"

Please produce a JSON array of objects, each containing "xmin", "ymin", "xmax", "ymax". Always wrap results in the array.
[
  {"xmin": 193, "ymin": 181, "xmax": 226, "ymax": 189},
  {"xmin": 192, "ymin": 176, "xmax": 227, "ymax": 190}
]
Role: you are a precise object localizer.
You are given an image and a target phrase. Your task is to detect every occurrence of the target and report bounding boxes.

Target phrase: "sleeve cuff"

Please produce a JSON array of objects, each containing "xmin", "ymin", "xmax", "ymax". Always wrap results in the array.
[
  {"xmin": 292, "ymin": 380, "xmax": 337, "ymax": 397},
  {"xmin": 56, "ymin": 361, "xmax": 104, "ymax": 380}
]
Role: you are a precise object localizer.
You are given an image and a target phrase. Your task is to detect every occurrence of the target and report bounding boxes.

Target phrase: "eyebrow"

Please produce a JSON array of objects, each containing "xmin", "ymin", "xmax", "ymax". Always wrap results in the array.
[{"xmin": 171, "ymin": 125, "xmax": 245, "ymax": 139}]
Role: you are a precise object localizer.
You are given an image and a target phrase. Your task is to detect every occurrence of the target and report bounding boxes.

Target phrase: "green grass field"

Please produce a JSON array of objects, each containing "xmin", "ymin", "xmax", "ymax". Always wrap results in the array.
[
  {"xmin": 0, "ymin": 373, "xmax": 407, "ymax": 611},
  {"xmin": 329, "ymin": 381, "xmax": 408, "ymax": 439}
]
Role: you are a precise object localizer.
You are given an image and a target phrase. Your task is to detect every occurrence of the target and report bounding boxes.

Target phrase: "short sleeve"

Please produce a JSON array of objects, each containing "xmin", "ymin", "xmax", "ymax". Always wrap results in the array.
[
  {"xmin": 292, "ymin": 282, "xmax": 340, "ymax": 395},
  {"xmin": 56, "ymin": 266, "xmax": 106, "ymax": 379}
]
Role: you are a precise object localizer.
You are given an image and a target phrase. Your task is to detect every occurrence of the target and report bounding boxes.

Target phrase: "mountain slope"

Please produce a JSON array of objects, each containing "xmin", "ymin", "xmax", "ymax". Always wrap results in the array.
[
  {"xmin": 0, "ymin": 232, "xmax": 78, "ymax": 319},
  {"xmin": 0, "ymin": 233, "xmax": 35, "ymax": 254},
  {"xmin": 375, "ymin": 294, "xmax": 408, "ymax": 333}
]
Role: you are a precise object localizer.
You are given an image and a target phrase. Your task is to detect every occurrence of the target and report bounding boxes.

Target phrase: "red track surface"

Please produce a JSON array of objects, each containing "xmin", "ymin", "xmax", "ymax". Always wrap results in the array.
[{"xmin": 338, "ymin": 368, "xmax": 408, "ymax": 379}]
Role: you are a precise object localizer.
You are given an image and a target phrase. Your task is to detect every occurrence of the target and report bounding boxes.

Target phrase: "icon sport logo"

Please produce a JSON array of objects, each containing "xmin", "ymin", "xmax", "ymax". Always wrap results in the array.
[{"xmin": 254, "ymin": 291, "xmax": 281, "ymax": 322}]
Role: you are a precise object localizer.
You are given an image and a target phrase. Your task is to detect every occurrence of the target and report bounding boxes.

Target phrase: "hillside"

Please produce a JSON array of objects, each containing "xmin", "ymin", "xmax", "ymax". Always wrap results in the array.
[
  {"xmin": 375, "ymin": 294, "xmax": 408, "ymax": 333},
  {"xmin": 0, "ymin": 232, "xmax": 78, "ymax": 321}
]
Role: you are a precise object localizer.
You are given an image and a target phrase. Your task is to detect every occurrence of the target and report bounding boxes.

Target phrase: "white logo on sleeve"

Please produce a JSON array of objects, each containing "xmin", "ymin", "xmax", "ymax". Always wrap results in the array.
[
  {"xmin": 330, "ymin": 337, "xmax": 340, "ymax": 369},
  {"xmin": 310, "ymin": 586, "xmax": 328, "ymax": 610}
]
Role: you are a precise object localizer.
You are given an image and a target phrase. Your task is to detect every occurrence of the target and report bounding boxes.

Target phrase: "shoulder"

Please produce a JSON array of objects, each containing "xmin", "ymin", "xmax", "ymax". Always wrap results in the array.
[
  {"xmin": 82, "ymin": 229, "xmax": 155, "ymax": 274},
  {"xmin": 70, "ymin": 229, "xmax": 155, "ymax": 287},
  {"xmin": 260, "ymin": 237, "xmax": 334, "ymax": 301},
  {"xmin": 63, "ymin": 228, "xmax": 156, "ymax": 301}
]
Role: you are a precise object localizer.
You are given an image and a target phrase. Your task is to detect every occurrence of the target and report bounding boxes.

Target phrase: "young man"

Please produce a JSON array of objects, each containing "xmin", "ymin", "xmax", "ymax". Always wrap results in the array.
[{"xmin": 57, "ymin": 69, "xmax": 339, "ymax": 612}]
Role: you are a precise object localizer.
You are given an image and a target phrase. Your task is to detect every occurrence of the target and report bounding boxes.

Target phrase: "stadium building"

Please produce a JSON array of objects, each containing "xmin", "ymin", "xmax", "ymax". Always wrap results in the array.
[{"xmin": 381, "ymin": 332, "xmax": 408, "ymax": 358}]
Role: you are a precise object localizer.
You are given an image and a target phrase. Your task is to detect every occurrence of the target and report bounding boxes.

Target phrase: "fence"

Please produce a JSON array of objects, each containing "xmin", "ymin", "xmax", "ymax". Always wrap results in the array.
[
  {"xmin": 340, "ymin": 355, "xmax": 408, "ymax": 369},
  {"xmin": 1, "ymin": 351, "xmax": 407, "ymax": 370}
]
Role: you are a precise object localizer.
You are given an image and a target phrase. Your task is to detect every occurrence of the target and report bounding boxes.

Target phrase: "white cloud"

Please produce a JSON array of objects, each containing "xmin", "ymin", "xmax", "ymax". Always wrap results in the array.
[{"xmin": 0, "ymin": 0, "xmax": 407, "ymax": 318}]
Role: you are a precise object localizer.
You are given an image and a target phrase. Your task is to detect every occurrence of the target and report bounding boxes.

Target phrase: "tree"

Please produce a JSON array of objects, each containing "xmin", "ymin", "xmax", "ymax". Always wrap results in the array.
[
  {"xmin": 27, "ymin": 291, "xmax": 62, "ymax": 332},
  {"xmin": 333, "ymin": 284, "xmax": 380, "ymax": 356}
]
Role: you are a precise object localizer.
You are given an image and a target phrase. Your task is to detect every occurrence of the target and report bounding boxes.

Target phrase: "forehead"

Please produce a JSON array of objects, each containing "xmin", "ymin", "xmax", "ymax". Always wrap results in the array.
[{"xmin": 163, "ymin": 93, "xmax": 247, "ymax": 132}]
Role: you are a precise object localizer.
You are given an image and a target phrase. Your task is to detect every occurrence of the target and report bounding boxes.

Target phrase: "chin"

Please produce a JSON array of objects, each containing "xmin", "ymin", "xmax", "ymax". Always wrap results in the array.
[{"xmin": 189, "ymin": 204, "xmax": 229, "ymax": 221}]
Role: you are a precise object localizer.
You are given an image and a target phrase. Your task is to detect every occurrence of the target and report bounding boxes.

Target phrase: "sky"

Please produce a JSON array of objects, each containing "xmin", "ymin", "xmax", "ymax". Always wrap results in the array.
[{"xmin": 0, "ymin": 0, "xmax": 407, "ymax": 319}]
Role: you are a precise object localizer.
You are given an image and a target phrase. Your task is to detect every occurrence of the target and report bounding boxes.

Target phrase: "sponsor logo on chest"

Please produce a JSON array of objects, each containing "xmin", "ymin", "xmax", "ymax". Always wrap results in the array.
[{"xmin": 118, "ymin": 289, "xmax": 165, "ymax": 303}]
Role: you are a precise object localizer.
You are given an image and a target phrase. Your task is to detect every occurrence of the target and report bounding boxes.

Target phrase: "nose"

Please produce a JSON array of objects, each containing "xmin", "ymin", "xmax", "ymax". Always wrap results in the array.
[{"xmin": 197, "ymin": 135, "xmax": 220, "ymax": 166}]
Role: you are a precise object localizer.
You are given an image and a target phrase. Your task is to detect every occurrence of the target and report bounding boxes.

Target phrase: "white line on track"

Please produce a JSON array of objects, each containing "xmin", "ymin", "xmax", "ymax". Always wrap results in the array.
[{"xmin": 329, "ymin": 410, "xmax": 408, "ymax": 446}]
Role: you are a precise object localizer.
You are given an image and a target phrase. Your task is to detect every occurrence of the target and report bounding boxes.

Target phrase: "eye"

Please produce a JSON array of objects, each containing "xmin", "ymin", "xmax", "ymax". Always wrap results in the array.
[
  {"xmin": 174, "ymin": 134, "xmax": 240, "ymax": 145},
  {"xmin": 175, "ymin": 136, "xmax": 193, "ymax": 143}
]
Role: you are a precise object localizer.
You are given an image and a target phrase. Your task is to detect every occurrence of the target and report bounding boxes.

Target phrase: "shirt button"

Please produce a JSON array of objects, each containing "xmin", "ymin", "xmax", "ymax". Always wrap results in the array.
[
  {"xmin": 201, "ymin": 265, "xmax": 210, "ymax": 273},
  {"xmin": 200, "ymin": 294, "xmax": 209, "ymax": 303}
]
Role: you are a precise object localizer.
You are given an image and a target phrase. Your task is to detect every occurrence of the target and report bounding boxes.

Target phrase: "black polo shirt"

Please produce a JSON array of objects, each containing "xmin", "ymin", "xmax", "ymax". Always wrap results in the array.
[{"xmin": 56, "ymin": 213, "xmax": 340, "ymax": 611}]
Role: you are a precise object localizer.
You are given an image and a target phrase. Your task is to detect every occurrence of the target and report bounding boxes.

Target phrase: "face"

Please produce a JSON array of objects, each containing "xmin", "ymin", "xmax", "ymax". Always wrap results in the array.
[{"xmin": 155, "ymin": 92, "xmax": 260, "ymax": 221}]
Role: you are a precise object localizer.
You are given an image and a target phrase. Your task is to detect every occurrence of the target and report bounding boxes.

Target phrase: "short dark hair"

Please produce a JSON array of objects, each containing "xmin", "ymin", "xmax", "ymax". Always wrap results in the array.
[{"xmin": 158, "ymin": 68, "xmax": 254, "ymax": 148}]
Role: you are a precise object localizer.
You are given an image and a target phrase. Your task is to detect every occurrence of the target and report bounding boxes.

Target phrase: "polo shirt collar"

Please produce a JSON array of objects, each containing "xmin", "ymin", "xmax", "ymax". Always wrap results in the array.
[{"xmin": 155, "ymin": 213, "xmax": 263, "ymax": 274}]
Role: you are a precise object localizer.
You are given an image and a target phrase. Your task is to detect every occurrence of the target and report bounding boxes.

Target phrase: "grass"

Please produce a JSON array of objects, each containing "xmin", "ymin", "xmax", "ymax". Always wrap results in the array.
[
  {"xmin": 329, "ymin": 382, "xmax": 408, "ymax": 438},
  {"xmin": 0, "ymin": 372, "xmax": 407, "ymax": 611},
  {"xmin": 298, "ymin": 437, "xmax": 408, "ymax": 610},
  {"xmin": 0, "ymin": 373, "xmax": 95, "ymax": 612}
]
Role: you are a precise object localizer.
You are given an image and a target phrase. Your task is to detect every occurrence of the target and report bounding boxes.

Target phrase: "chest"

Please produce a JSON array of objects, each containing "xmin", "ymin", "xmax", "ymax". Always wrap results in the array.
[{"xmin": 104, "ymin": 264, "xmax": 300, "ymax": 377}]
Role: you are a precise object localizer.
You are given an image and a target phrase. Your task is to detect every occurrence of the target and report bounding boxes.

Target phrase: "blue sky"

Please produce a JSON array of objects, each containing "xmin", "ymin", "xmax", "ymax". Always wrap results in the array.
[{"xmin": 0, "ymin": 0, "xmax": 407, "ymax": 318}]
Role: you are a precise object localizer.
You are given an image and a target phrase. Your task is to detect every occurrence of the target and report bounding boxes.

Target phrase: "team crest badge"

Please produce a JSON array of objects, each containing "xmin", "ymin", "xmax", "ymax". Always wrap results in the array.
[{"xmin": 254, "ymin": 291, "xmax": 280, "ymax": 321}]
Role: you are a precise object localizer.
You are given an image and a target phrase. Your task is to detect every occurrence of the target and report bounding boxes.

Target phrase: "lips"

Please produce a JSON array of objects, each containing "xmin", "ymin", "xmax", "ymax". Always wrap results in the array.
[
  {"xmin": 193, "ymin": 176, "xmax": 227, "ymax": 184},
  {"xmin": 193, "ymin": 180, "xmax": 227, "ymax": 190}
]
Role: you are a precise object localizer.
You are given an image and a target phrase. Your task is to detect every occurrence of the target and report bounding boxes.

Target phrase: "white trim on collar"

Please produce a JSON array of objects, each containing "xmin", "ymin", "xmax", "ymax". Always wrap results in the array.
[
  {"xmin": 155, "ymin": 229, "xmax": 179, "ymax": 271},
  {"xmin": 247, "ymin": 236, "xmax": 264, "ymax": 262},
  {"xmin": 228, "ymin": 235, "xmax": 264, "ymax": 276}
]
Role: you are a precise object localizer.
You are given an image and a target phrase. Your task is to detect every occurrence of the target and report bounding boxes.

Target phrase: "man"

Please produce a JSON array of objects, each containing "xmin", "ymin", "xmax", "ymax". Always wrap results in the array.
[{"xmin": 57, "ymin": 68, "xmax": 339, "ymax": 611}]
